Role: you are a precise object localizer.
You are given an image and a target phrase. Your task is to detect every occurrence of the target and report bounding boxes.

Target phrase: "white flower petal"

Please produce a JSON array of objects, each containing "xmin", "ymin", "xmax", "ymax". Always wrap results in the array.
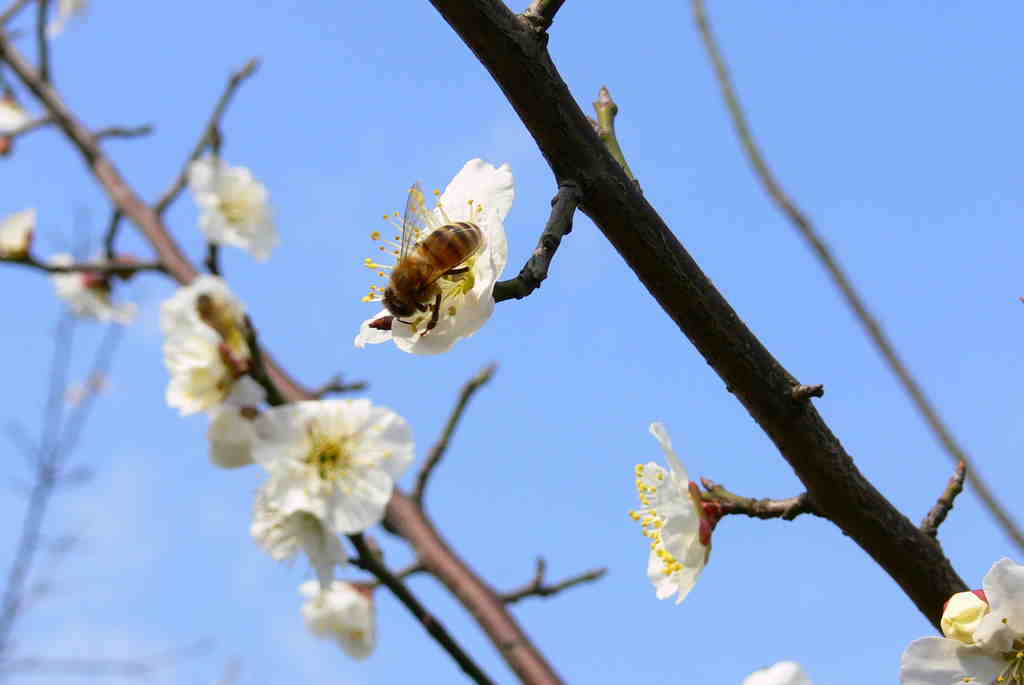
[
  {"xmin": 207, "ymin": 376, "xmax": 266, "ymax": 468},
  {"xmin": 252, "ymin": 489, "xmax": 346, "ymax": 585},
  {"xmin": 354, "ymin": 310, "xmax": 394, "ymax": 348},
  {"xmin": 0, "ymin": 99, "xmax": 31, "ymax": 133},
  {"xmin": 0, "ymin": 208, "xmax": 34, "ymax": 258},
  {"xmin": 188, "ymin": 157, "xmax": 277, "ymax": 261},
  {"xmin": 900, "ymin": 636, "xmax": 1005, "ymax": 685},
  {"xmin": 300, "ymin": 580, "xmax": 376, "ymax": 659},
  {"xmin": 982, "ymin": 558, "xmax": 1024, "ymax": 634},
  {"xmin": 741, "ymin": 661, "xmax": 812, "ymax": 685},
  {"xmin": 48, "ymin": 253, "xmax": 136, "ymax": 324}
]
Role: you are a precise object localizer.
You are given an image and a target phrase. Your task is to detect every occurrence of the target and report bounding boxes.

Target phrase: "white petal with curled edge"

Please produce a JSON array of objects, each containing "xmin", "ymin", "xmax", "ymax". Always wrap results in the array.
[{"xmin": 900, "ymin": 636, "xmax": 1004, "ymax": 685}]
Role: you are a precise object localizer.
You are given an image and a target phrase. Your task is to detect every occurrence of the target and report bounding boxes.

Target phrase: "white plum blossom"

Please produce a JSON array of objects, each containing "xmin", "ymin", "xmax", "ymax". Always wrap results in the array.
[
  {"xmin": 629, "ymin": 422, "xmax": 712, "ymax": 605},
  {"xmin": 0, "ymin": 95, "xmax": 31, "ymax": 134},
  {"xmin": 49, "ymin": 253, "xmax": 136, "ymax": 324},
  {"xmin": 355, "ymin": 158, "xmax": 513, "ymax": 355},
  {"xmin": 46, "ymin": 0, "xmax": 87, "ymax": 37},
  {"xmin": 161, "ymin": 276, "xmax": 250, "ymax": 415},
  {"xmin": 207, "ymin": 375, "xmax": 265, "ymax": 468},
  {"xmin": 188, "ymin": 156, "xmax": 277, "ymax": 261},
  {"xmin": 252, "ymin": 487, "xmax": 347, "ymax": 587},
  {"xmin": 0, "ymin": 209, "xmax": 34, "ymax": 258},
  {"xmin": 742, "ymin": 662, "xmax": 812, "ymax": 685},
  {"xmin": 251, "ymin": 399, "xmax": 414, "ymax": 535},
  {"xmin": 299, "ymin": 580, "xmax": 376, "ymax": 659},
  {"xmin": 901, "ymin": 558, "xmax": 1024, "ymax": 684}
]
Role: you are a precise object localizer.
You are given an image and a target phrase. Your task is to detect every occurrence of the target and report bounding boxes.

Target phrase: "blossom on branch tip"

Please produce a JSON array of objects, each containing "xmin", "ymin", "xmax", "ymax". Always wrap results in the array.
[
  {"xmin": 0, "ymin": 209, "xmax": 34, "ymax": 258},
  {"xmin": 207, "ymin": 375, "xmax": 266, "ymax": 468},
  {"xmin": 49, "ymin": 253, "xmax": 136, "ymax": 324},
  {"xmin": 160, "ymin": 276, "xmax": 250, "ymax": 415},
  {"xmin": 47, "ymin": 0, "xmax": 88, "ymax": 37},
  {"xmin": 252, "ymin": 487, "xmax": 347, "ymax": 587},
  {"xmin": 629, "ymin": 422, "xmax": 711, "ymax": 605},
  {"xmin": 250, "ymin": 399, "xmax": 414, "ymax": 535},
  {"xmin": 300, "ymin": 580, "xmax": 376, "ymax": 659},
  {"xmin": 355, "ymin": 158, "xmax": 513, "ymax": 355},
  {"xmin": 741, "ymin": 662, "xmax": 812, "ymax": 685},
  {"xmin": 901, "ymin": 558, "xmax": 1024, "ymax": 684},
  {"xmin": 188, "ymin": 156, "xmax": 277, "ymax": 261}
]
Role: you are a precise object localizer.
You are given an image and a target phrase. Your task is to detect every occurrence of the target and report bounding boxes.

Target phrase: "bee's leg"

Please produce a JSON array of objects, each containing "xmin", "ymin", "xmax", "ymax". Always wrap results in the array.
[
  {"xmin": 423, "ymin": 292, "xmax": 442, "ymax": 335},
  {"xmin": 444, "ymin": 267, "xmax": 470, "ymax": 276}
]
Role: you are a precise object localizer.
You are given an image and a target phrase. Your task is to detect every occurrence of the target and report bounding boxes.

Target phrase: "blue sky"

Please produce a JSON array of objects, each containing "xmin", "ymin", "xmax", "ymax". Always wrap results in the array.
[{"xmin": 1, "ymin": 1, "xmax": 1023, "ymax": 683}]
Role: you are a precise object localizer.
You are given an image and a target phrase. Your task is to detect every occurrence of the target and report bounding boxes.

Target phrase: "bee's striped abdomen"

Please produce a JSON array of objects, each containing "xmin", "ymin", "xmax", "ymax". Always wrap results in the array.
[{"xmin": 414, "ymin": 222, "xmax": 483, "ymax": 277}]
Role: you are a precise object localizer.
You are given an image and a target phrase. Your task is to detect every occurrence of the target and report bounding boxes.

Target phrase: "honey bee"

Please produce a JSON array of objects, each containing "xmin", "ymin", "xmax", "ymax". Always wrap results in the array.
[{"xmin": 380, "ymin": 183, "xmax": 484, "ymax": 335}]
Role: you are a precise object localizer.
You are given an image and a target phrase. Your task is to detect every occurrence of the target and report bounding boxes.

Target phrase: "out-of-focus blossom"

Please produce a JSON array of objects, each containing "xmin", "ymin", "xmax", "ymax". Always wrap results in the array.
[
  {"xmin": 741, "ymin": 662, "xmax": 812, "ymax": 685},
  {"xmin": 188, "ymin": 156, "xmax": 277, "ymax": 261},
  {"xmin": 251, "ymin": 487, "xmax": 347, "ymax": 587},
  {"xmin": 0, "ymin": 209, "xmax": 34, "ymax": 258},
  {"xmin": 299, "ymin": 580, "xmax": 376, "ymax": 659},
  {"xmin": 49, "ymin": 253, "xmax": 136, "ymax": 324},
  {"xmin": 207, "ymin": 375, "xmax": 265, "ymax": 468}
]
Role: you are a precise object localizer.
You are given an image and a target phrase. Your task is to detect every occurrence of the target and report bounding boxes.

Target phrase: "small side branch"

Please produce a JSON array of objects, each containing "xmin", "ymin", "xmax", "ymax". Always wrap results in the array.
[
  {"xmin": 520, "ymin": 0, "xmax": 567, "ymax": 32},
  {"xmin": 921, "ymin": 461, "xmax": 967, "ymax": 538},
  {"xmin": 154, "ymin": 58, "xmax": 260, "ymax": 216},
  {"xmin": 413, "ymin": 363, "xmax": 496, "ymax": 505},
  {"xmin": 204, "ymin": 243, "xmax": 221, "ymax": 276},
  {"xmin": 500, "ymin": 558, "xmax": 607, "ymax": 605},
  {"xmin": 94, "ymin": 123, "xmax": 154, "ymax": 140},
  {"xmin": 493, "ymin": 184, "xmax": 578, "ymax": 302},
  {"xmin": 242, "ymin": 316, "xmax": 284, "ymax": 407},
  {"xmin": 791, "ymin": 384, "xmax": 824, "ymax": 401},
  {"xmin": 348, "ymin": 534, "xmax": 496, "ymax": 685},
  {"xmin": 589, "ymin": 86, "xmax": 635, "ymax": 183},
  {"xmin": 2, "ymin": 254, "xmax": 165, "ymax": 278},
  {"xmin": 102, "ymin": 210, "xmax": 122, "ymax": 260},
  {"xmin": 367, "ymin": 560, "xmax": 427, "ymax": 589},
  {"xmin": 34, "ymin": 0, "xmax": 49, "ymax": 83},
  {"xmin": 701, "ymin": 477, "xmax": 819, "ymax": 521},
  {"xmin": 311, "ymin": 374, "xmax": 368, "ymax": 398}
]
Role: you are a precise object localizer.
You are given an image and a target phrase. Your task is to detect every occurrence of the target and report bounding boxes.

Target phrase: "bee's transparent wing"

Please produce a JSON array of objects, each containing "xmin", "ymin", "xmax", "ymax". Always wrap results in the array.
[{"xmin": 400, "ymin": 182, "xmax": 428, "ymax": 260}]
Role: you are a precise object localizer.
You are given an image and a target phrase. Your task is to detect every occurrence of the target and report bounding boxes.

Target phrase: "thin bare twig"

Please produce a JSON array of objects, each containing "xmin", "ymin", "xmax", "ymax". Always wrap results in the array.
[
  {"xmin": 921, "ymin": 461, "xmax": 967, "ymax": 538},
  {"xmin": 94, "ymin": 123, "xmax": 154, "ymax": 140},
  {"xmin": 311, "ymin": 374, "xmax": 369, "ymax": 398},
  {"xmin": 204, "ymin": 242, "xmax": 220, "ymax": 276},
  {"xmin": 520, "ymin": 0, "xmax": 567, "ymax": 32},
  {"xmin": 413, "ymin": 363, "xmax": 496, "ymax": 504},
  {"xmin": 153, "ymin": 58, "xmax": 260, "ymax": 216},
  {"xmin": 1, "ymin": 253, "xmax": 165, "ymax": 277},
  {"xmin": 691, "ymin": 0, "xmax": 1024, "ymax": 553},
  {"xmin": 494, "ymin": 184, "xmax": 578, "ymax": 302},
  {"xmin": 367, "ymin": 560, "xmax": 427, "ymax": 589},
  {"xmin": 348, "ymin": 534, "xmax": 496, "ymax": 685},
  {"xmin": 701, "ymin": 477, "xmax": 819, "ymax": 521},
  {"xmin": 500, "ymin": 558, "xmax": 607, "ymax": 605},
  {"xmin": 0, "ymin": 0, "xmax": 33, "ymax": 25},
  {"xmin": 34, "ymin": 0, "xmax": 48, "ymax": 82},
  {"xmin": 102, "ymin": 209, "xmax": 122, "ymax": 260}
]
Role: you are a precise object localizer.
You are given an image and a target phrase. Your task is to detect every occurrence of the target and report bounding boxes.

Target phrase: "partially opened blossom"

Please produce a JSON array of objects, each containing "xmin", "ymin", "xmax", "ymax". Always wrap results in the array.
[
  {"xmin": 0, "ymin": 209, "xmax": 34, "ymax": 258},
  {"xmin": 252, "ymin": 487, "xmax": 346, "ymax": 587},
  {"xmin": 161, "ymin": 276, "xmax": 250, "ymax": 415},
  {"xmin": 47, "ymin": 0, "xmax": 87, "ymax": 37},
  {"xmin": 299, "ymin": 580, "xmax": 376, "ymax": 659},
  {"xmin": 207, "ymin": 375, "xmax": 265, "ymax": 468},
  {"xmin": 940, "ymin": 590, "xmax": 990, "ymax": 646},
  {"xmin": 355, "ymin": 158, "xmax": 513, "ymax": 355},
  {"xmin": 251, "ymin": 399, "xmax": 414, "ymax": 535},
  {"xmin": 49, "ymin": 253, "xmax": 136, "ymax": 324},
  {"xmin": 0, "ymin": 94, "xmax": 31, "ymax": 135},
  {"xmin": 901, "ymin": 558, "xmax": 1024, "ymax": 684},
  {"xmin": 188, "ymin": 156, "xmax": 277, "ymax": 261},
  {"xmin": 742, "ymin": 661, "xmax": 812, "ymax": 685},
  {"xmin": 629, "ymin": 422, "xmax": 712, "ymax": 604}
]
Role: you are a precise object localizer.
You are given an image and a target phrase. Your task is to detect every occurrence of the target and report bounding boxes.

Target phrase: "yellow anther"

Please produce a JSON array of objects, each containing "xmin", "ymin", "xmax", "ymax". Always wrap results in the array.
[
  {"xmin": 635, "ymin": 464, "xmax": 644, "ymax": 475},
  {"xmin": 382, "ymin": 215, "xmax": 389, "ymax": 220},
  {"xmin": 364, "ymin": 257, "xmax": 374, "ymax": 265},
  {"xmin": 370, "ymin": 231, "xmax": 381, "ymax": 240},
  {"xmin": 432, "ymin": 189, "xmax": 441, "ymax": 196},
  {"xmin": 656, "ymin": 472, "xmax": 665, "ymax": 481},
  {"xmin": 378, "ymin": 272, "xmax": 386, "ymax": 277},
  {"xmin": 361, "ymin": 295, "xmax": 374, "ymax": 302}
]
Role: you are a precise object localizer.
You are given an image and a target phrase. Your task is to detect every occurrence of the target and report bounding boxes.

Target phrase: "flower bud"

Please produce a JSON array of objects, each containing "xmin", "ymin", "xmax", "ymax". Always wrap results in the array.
[{"xmin": 941, "ymin": 590, "xmax": 989, "ymax": 644}]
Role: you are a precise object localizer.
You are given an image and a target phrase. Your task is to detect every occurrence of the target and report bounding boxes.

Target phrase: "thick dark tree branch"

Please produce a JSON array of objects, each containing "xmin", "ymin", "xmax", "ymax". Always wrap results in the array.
[
  {"xmin": 493, "ymin": 185, "xmax": 577, "ymax": 302},
  {"xmin": 349, "ymin": 534, "xmax": 496, "ymax": 685},
  {"xmin": 414, "ymin": 363, "xmax": 496, "ymax": 505},
  {"xmin": 921, "ymin": 461, "xmax": 967, "ymax": 538},
  {"xmin": 154, "ymin": 58, "xmax": 259, "ymax": 216},
  {"xmin": 690, "ymin": 0, "xmax": 1024, "ymax": 553},
  {"xmin": 701, "ymin": 477, "xmax": 818, "ymax": 521},
  {"xmin": 426, "ymin": 0, "xmax": 965, "ymax": 629},
  {"xmin": 500, "ymin": 558, "xmax": 607, "ymax": 605}
]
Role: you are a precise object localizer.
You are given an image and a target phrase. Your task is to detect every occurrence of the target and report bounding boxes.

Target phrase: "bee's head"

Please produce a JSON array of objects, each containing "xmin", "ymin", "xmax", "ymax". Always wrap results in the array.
[{"xmin": 382, "ymin": 287, "xmax": 416, "ymax": 318}]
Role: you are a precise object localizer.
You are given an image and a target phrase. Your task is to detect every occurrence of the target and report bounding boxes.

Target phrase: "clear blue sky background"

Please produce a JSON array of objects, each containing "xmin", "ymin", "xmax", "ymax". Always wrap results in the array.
[{"xmin": 1, "ymin": 1, "xmax": 1022, "ymax": 683}]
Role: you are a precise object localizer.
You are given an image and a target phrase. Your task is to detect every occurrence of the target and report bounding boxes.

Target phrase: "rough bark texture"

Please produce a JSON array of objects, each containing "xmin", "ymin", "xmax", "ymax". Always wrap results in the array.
[{"xmin": 427, "ymin": 0, "xmax": 965, "ymax": 628}]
